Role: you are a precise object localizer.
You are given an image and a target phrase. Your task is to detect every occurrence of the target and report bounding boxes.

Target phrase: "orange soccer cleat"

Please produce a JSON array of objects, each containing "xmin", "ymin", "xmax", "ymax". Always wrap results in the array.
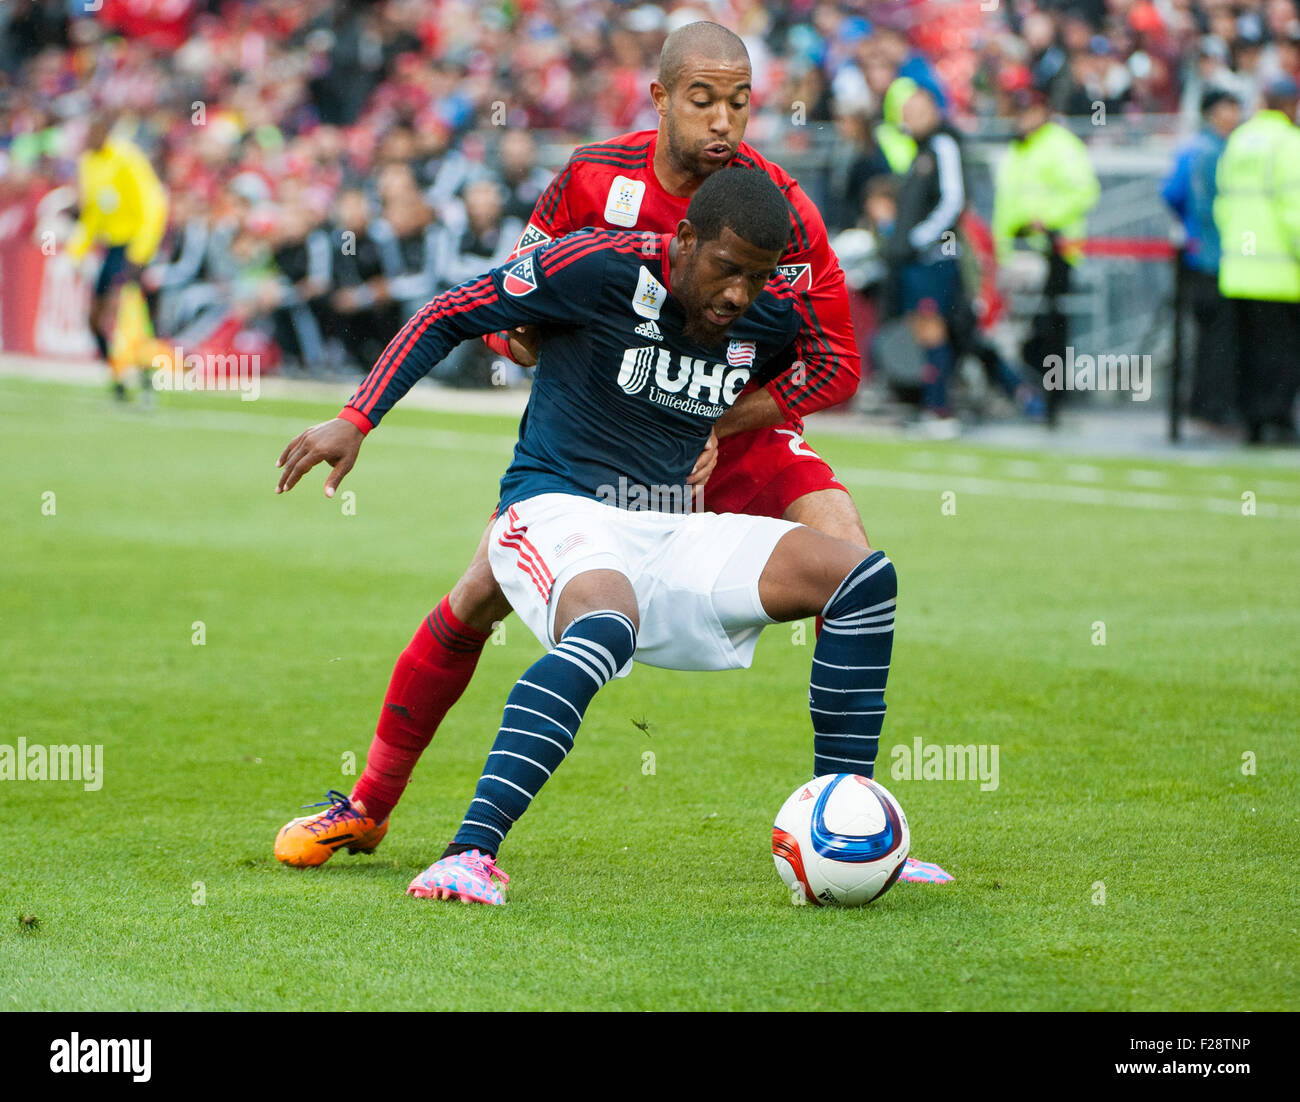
[{"xmin": 274, "ymin": 789, "xmax": 389, "ymax": 868}]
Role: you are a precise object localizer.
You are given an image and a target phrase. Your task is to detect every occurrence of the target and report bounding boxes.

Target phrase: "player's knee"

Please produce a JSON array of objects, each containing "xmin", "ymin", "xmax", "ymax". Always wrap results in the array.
[
  {"xmin": 559, "ymin": 610, "xmax": 638, "ymax": 672},
  {"xmin": 824, "ymin": 551, "xmax": 896, "ymax": 621}
]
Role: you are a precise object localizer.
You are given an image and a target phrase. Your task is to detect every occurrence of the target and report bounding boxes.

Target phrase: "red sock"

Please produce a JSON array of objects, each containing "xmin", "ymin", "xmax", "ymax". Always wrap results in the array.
[{"xmin": 351, "ymin": 596, "xmax": 489, "ymax": 822}]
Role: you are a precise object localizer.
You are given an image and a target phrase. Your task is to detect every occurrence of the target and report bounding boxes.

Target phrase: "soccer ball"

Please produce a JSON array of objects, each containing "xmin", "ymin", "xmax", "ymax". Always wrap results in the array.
[{"xmin": 772, "ymin": 774, "xmax": 909, "ymax": 906}]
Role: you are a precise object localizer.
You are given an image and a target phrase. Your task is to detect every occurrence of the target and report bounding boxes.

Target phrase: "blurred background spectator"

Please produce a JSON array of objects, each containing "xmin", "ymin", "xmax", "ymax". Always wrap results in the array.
[{"xmin": 3, "ymin": 0, "xmax": 1298, "ymax": 439}]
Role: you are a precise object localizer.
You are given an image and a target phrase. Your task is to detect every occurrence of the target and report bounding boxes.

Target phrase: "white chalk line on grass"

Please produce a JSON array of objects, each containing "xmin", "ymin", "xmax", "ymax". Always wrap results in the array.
[
  {"xmin": 4, "ymin": 386, "xmax": 1295, "ymax": 518},
  {"xmin": 0, "ymin": 390, "xmax": 516, "ymax": 457},
  {"xmin": 837, "ymin": 466, "xmax": 1300, "ymax": 520}
]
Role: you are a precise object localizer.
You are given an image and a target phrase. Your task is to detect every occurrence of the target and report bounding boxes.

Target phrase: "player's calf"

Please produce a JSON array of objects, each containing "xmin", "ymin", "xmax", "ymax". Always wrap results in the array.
[
  {"xmin": 811, "ymin": 551, "xmax": 896, "ymax": 778},
  {"xmin": 410, "ymin": 596, "xmax": 638, "ymax": 903},
  {"xmin": 348, "ymin": 522, "xmax": 508, "ymax": 827},
  {"xmin": 754, "ymin": 527, "xmax": 895, "ymax": 777}
]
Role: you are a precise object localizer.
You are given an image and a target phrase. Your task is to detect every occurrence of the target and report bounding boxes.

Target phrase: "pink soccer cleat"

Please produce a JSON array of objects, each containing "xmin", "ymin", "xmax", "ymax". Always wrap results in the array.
[
  {"xmin": 898, "ymin": 856, "xmax": 954, "ymax": 884},
  {"xmin": 407, "ymin": 849, "xmax": 510, "ymax": 905}
]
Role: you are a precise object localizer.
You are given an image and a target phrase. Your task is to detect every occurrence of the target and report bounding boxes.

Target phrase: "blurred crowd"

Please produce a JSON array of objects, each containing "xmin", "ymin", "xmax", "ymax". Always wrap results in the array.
[{"xmin": 3, "ymin": 0, "xmax": 1300, "ymax": 420}]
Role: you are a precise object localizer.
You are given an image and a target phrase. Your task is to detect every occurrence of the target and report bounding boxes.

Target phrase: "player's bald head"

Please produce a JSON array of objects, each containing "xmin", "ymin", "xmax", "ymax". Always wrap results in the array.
[{"xmin": 658, "ymin": 21, "xmax": 750, "ymax": 90}]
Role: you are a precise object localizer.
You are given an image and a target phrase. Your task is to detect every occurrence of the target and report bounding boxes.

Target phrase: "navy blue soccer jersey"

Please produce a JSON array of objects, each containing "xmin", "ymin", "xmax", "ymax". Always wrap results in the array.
[{"xmin": 340, "ymin": 228, "xmax": 809, "ymax": 513}]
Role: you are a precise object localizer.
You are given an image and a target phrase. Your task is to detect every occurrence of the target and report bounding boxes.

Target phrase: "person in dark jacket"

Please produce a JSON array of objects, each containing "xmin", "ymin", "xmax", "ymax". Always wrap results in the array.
[
  {"xmin": 1162, "ymin": 87, "xmax": 1240, "ymax": 426},
  {"xmin": 883, "ymin": 84, "xmax": 967, "ymax": 427}
]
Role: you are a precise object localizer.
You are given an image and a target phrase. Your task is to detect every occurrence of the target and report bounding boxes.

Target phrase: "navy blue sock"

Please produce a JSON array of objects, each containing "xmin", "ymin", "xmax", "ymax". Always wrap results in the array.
[
  {"xmin": 450, "ymin": 610, "xmax": 637, "ymax": 855},
  {"xmin": 810, "ymin": 551, "xmax": 897, "ymax": 779}
]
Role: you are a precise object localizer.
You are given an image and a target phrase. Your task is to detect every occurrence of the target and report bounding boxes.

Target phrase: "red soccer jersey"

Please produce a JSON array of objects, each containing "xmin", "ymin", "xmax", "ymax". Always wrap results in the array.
[{"xmin": 491, "ymin": 129, "xmax": 860, "ymax": 422}]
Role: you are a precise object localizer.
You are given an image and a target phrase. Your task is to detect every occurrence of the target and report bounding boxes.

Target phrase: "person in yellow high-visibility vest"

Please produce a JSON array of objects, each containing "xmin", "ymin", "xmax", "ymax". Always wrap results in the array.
[
  {"xmin": 991, "ymin": 90, "xmax": 1100, "ymax": 264},
  {"xmin": 1214, "ymin": 77, "xmax": 1300, "ymax": 444},
  {"xmin": 67, "ymin": 113, "xmax": 168, "ymax": 399},
  {"xmin": 992, "ymin": 89, "xmax": 1100, "ymax": 423}
]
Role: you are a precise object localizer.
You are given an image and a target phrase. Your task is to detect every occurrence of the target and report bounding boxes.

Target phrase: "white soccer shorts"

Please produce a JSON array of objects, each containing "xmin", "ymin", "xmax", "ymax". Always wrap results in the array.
[{"xmin": 489, "ymin": 492, "xmax": 799, "ymax": 673}]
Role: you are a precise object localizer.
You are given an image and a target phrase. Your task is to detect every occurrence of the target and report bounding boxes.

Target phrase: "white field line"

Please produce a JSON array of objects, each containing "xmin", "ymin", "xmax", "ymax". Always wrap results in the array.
[
  {"xmin": 837, "ymin": 466, "xmax": 1300, "ymax": 520},
  {"xmin": 4, "ymin": 386, "xmax": 1296, "ymax": 518},
  {"xmin": 143, "ymin": 410, "xmax": 517, "ymax": 456},
  {"xmin": 0, "ymin": 390, "xmax": 516, "ymax": 457}
]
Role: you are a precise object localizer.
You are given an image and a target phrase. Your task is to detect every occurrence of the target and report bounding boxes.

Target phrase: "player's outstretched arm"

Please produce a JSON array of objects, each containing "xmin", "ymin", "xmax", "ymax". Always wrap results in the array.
[
  {"xmin": 275, "ymin": 418, "xmax": 363, "ymax": 497},
  {"xmin": 343, "ymin": 232, "xmax": 607, "ymax": 434}
]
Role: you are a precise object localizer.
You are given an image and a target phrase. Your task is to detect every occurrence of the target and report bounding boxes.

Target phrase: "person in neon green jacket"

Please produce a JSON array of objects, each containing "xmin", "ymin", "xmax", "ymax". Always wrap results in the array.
[
  {"xmin": 68, "ymin": 113, "xmax": 168, "ymax": 391},
  {"xmin": 1215, "ymin": 89, "xmax": 1300, "ymax": 301},
  {"xmin": 991, "ymin": 91, "xmax": 1099, "ymax": 264},
  {"xmin": 992, "ymin": 90, "xmax": 1099, "ymax": 424},
  {"xmin": 1213, "ymin": 78, "xmax": 1300, "ymax": 443},
  {"xmin": 876, "ymin": 77, "xmax": 918, "ymax": 175}
]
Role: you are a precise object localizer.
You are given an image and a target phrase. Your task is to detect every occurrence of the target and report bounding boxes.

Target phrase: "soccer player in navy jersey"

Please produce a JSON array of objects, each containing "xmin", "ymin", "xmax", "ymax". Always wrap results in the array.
[
  {"xmin": 274, "ymin": 21, "xmax": 950, "ymax": 887},
  {"xmin": 275, "ymin": 169, "xmax": 903, "ymax": 904}
]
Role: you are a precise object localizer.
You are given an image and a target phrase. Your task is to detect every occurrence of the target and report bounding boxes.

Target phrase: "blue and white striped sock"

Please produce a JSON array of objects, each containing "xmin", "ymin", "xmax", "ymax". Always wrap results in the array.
[
  {"xmin": 810, "ymin": 551, "xmax": 897, "ymax": 779},
  {"xmin": 450, "ymin": 610, "xmax": 637, "ymax": 855}
]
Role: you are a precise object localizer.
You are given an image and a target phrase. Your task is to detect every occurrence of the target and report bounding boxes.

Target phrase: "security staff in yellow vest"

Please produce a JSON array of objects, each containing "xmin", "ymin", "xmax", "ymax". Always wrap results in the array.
[
  {"xmin": 991, "ymin": 90, "xmax": 1099, "ymax": 265},
  {"xmin": 1214, "ymin": 77, "xmax": 1300, "ymax": 444},
  {"xmin": 992, "ymin": 89, "xmax": 1100, "ymax": 423}
]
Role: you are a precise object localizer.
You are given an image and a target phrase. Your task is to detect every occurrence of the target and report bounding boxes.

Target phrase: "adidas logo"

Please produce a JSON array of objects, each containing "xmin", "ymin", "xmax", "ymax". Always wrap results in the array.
[{"xmin": 634, "ymin": 320, "xmax": 662, "ymax": 341}]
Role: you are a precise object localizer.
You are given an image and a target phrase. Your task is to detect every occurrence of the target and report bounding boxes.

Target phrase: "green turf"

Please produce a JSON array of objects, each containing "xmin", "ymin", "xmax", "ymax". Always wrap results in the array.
[{"xmin": 2, "ymin": 376, "xmax": 1297, "ymax": 1011}]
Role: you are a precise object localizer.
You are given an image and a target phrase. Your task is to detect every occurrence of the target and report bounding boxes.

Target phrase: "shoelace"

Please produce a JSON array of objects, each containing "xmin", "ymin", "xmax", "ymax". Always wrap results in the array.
[
  {"xmin": 464, "ymin": 849, "xmax": 510, "ymax": 887},
  {"xmin": 299, "ymin": 789, "xmax": 363, "ymax": 835}
]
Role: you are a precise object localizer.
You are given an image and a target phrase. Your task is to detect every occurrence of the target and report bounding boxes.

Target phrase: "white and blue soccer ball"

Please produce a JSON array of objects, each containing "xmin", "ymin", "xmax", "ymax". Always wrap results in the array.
[{"xmin": 772, "ymin": 774, "xmax": 909, "ymax": 906}]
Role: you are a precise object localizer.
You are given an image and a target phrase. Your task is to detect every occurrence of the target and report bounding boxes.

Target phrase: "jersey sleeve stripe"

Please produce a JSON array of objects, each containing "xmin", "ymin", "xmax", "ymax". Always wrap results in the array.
[
  {"xmin": 573, "ymin": 139, "xmax": 651, "ymax": 160},
  {"xmin": 786, "ymin": 201, "xmax": 811, "ymax": 254},
  {"xmin": 567, "ymin": 150, "xmax": 651, "ymax": 168},
  {"xmin": 781, "ymin": 291, "xmax": 840, "ymax": 405},
  {"xmin": 537, "ymin": 231, "xmax": 643, "ymax": 275},
  {"xmin": 536, "ymin": 166, "xmax": 574, "ymax": 223},
  {"xmin": 350, "ymin": 276, "xmax": 498, "ymax": 416}
]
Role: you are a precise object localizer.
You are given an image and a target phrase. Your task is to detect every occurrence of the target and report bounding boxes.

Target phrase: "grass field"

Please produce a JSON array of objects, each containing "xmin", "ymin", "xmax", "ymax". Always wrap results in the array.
[{"xmin": 2, "ymin": 375, "xmax": 1297, "ymax": 1011}]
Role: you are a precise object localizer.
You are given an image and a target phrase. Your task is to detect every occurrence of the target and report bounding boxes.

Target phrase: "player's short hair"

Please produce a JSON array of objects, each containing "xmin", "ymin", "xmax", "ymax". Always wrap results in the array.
[
  {"xmin": 658, "ymin": 21, "xmax": 750, "ymax": 90},
  {"xmin": 685, "ymin": 167, "xmax": 790, "ymax": 254}
]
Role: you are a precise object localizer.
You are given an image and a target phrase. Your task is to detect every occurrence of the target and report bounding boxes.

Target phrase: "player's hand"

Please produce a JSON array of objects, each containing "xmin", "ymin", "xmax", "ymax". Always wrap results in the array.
[
  {"xmin": 508, "ymin": 325, "xmax": 540, "ymax": 366},
  {"xmin": 687, "ymin": 430, "xmax": 719, "ymax": 487},
  {"xmin": 276, "ymin": 418, "xmax": 363, "ymax": 497}
]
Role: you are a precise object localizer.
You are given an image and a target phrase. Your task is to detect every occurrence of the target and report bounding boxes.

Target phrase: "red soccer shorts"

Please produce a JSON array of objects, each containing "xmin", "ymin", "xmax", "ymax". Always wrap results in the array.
[{"xmin": 704, "ymin": 423, "xmax": 846, "ymax": 518}]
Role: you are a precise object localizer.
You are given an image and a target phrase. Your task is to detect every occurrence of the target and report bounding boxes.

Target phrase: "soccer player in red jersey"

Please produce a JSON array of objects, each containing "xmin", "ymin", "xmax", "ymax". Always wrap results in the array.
[{"xmin": 273, "ymin": 21, "xmax": 951, "ymax": 886}]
